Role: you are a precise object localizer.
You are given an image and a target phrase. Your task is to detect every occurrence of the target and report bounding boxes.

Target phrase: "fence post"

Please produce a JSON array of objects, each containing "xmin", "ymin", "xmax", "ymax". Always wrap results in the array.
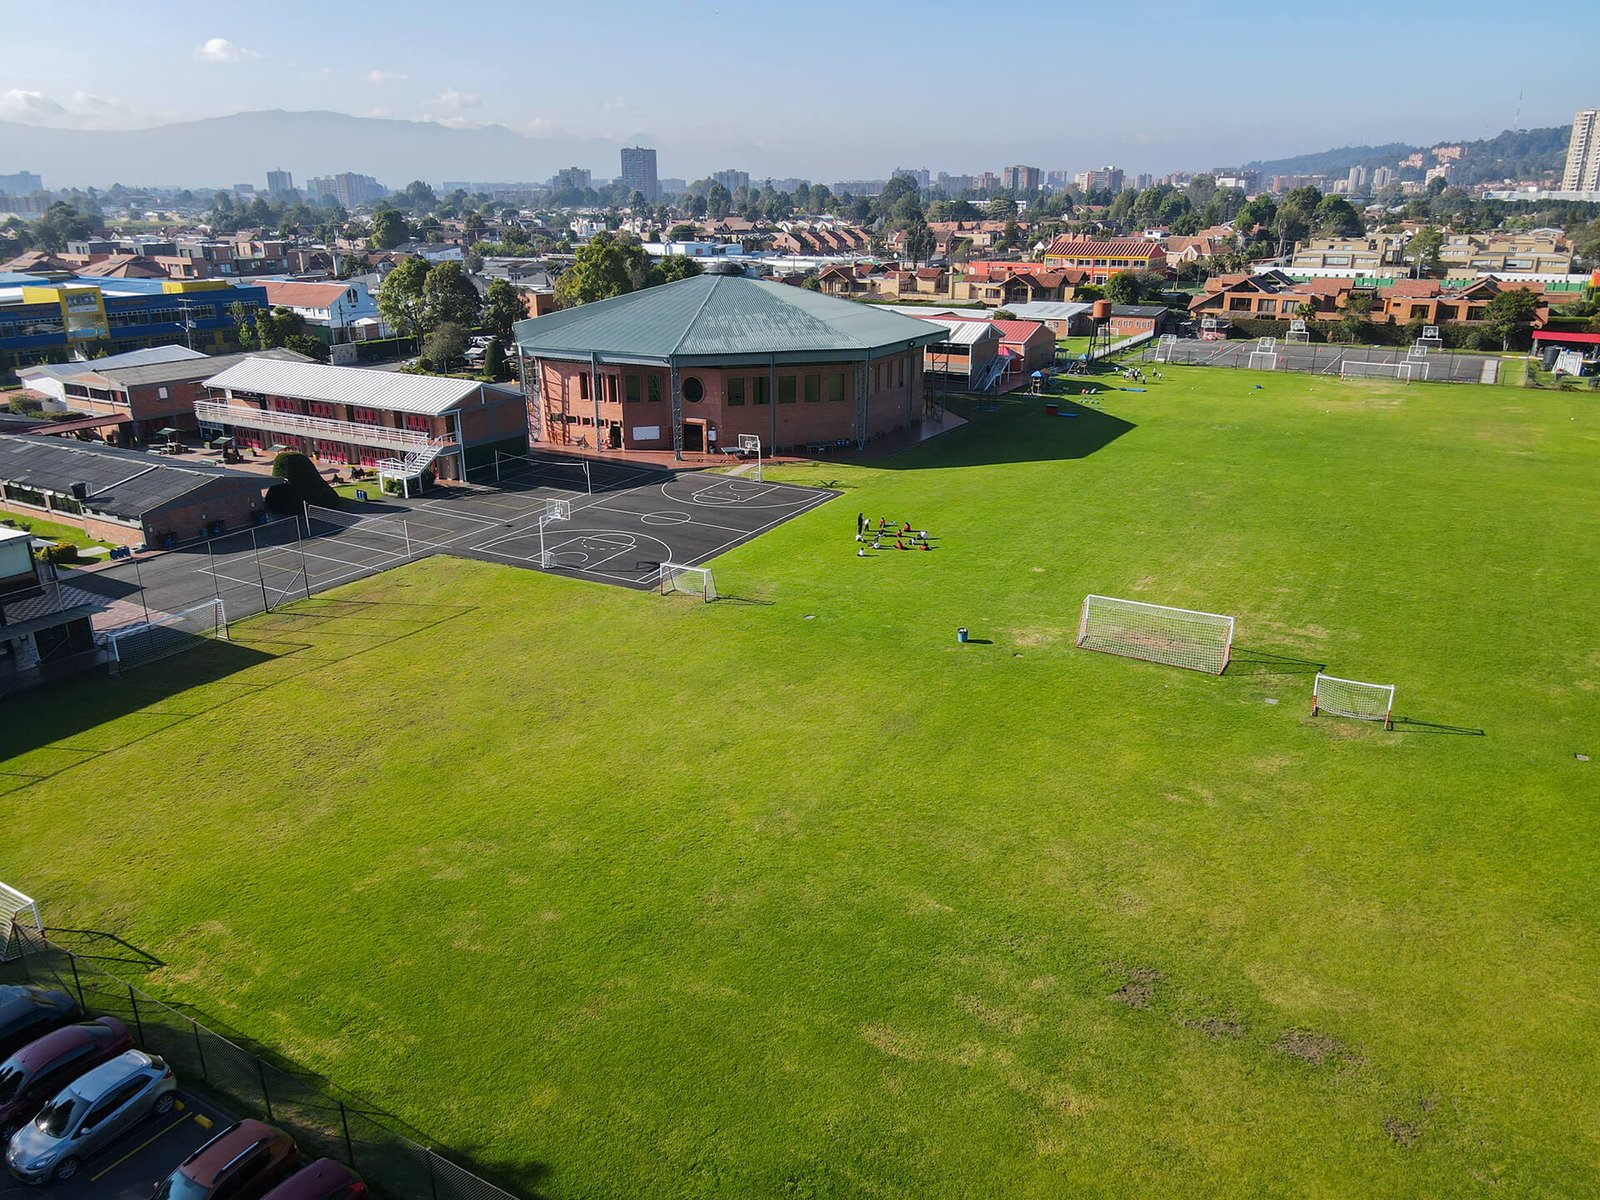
[
  {"xmin": 68, "ymin": 952, "xmax": 86, "ymax": 1010},
  {"xmin": 12, "ymin": 919, "xmax": 32, "ymax": 981},
  {"xmin": 128, "ymin": 985, "xmax": 146, "ymax": 1045},
  {"xmin": 338, "ymin": 1101, "xmax": 355, "ymax": 1166},
  {"xmin": 192, "ymin": 1019, "xmax": 208, "ymax": 1081},
  {"xmin": 427, "ymin": 1150, "xmax": 439, "ymax": 1200},
  {"xmin": 250, "ymin": 527, "xmax": 270, "ymax": 613},
  {"xmin": 257, "ymin": 1057, "xmax": 274, "ymax": 1121}
]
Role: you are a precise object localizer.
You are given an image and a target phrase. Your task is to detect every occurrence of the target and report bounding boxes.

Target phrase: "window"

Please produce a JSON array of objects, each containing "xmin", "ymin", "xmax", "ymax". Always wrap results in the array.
[
  {"xmin": 578, "ymin": 373, "xmax": 589, "ymax": 400},
  {"xmin": 898, "ymin": 357, "xmax": 906, "ymax": 388},
  {"xmin": 682, "ymin": 376, "xmax": 704, "ymax": 402},
  {"xmin": 752, "ymin": 376, "xmax": 769, "ymax": 405},
  {"xmin": 803, "ymin": 375, "xmax": 820, "ymax": 403},
  {"xmin": 778, "ymin": 376, "xmax": 796, "ymax": 404},
  {"xmin": 625, "ymin": 376, "xmax": 641, "ymax": 403},
  {"xmin": 828, "ymin": 374, "xmax": 845, "ymax": 402},
  {"xmin": 648, "ymin": 375, "xmax": 661, "ymax": 403},
  {"xmin": 727, "ymin": 377, "xmax": 745, "ymax": 406},
  {"xmin": 403, "ymin": 414, "xmax": 430, "ymax": 432}
]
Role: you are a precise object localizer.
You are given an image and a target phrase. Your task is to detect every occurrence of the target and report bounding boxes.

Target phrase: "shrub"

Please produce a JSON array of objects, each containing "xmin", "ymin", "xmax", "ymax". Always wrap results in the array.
[{"xmin": 269, "ymin": 451, "xmax": 339, "ymax": 508}]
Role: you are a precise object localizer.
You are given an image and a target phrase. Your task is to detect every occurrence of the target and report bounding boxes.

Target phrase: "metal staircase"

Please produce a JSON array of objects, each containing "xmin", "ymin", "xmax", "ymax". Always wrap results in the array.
[{"xmin": 376, "ymin": 438, "xmax": 453, "ymax": 497}]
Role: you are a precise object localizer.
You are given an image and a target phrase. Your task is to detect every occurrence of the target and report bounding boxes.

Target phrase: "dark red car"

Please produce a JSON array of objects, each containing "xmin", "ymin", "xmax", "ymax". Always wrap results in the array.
[
  {"xmin": 259, "ymin": 1159, "xmax": 367, "ymax": 1200},
  {"xmin": 0, "ymin": 1017, "xmax": 132, "ymax": 1142},
  {"xmin": 152, "ymin": 1119, "xmax": 300, "ymax": 1200},
  {"xmin": 0, "ymin": 985, "xmax": 83, "ymax": 1062}
]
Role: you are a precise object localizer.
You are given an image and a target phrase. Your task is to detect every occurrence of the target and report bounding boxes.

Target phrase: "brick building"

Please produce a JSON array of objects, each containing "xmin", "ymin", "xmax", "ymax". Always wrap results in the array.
[
  {"xmin": 197, "ymin": 358, "xmax": 528, "ymax": 485},
  {"xmin": 0, "ymin": 434, "xmax": 270, "ymax": 547},
  {"xmin": 513, "ymin": 275, "xmax": 944, "ymax": 456},
  {"xmin": 1040, "ymin": 238, "xmax": 1168, "ymax": 281}
]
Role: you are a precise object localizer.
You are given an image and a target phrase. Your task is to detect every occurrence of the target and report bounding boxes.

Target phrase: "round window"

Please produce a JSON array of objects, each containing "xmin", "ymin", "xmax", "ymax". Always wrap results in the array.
[{"xmin": 682, "ymin": 377, "xmax": 704, "ymax": 403}]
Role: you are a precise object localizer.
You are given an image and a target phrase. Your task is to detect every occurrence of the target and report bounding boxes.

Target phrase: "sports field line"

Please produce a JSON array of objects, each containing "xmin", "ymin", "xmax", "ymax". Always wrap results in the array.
[{"xmin": 677, "ymin": 490, "xmax": 835, "ymax": 568}]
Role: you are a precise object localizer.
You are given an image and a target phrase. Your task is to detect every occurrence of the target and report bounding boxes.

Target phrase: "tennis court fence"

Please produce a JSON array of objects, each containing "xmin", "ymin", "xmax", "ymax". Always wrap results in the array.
[{"xmin": 2, "ymin": 924, "xmax": 525, "ymax": 1200}]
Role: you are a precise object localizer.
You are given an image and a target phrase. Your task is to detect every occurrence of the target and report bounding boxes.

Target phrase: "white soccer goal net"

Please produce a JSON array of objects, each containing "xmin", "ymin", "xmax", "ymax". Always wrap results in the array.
[
  {"xmin": 1286, "ymin": 320, "xmax": 1310, "ymax": 346},
  {"xmin": 660, "ymin": 562, "xmax": 717, "ymax": 602},
  {"xmin": 1340, "ymin": 359, "xmax": 1428, "ymax": 382},
  {"xmin": 106, "ymin": 599, "xmax": 228, "ymax": 675},
  {"xmin": 1154, "ymin": 334, "xmax": 1178, "ymax": 361},
  {"xmin": 1076, "ymin": 594, "xmax": 1235, "ymax": 674},
  {"xmin": 1312, "ymin": 673, "xmax": 1395, "ymax": 729},
  {"xmin": 1, "ymin": 882, "xmax": 42, "ymax": 963}
]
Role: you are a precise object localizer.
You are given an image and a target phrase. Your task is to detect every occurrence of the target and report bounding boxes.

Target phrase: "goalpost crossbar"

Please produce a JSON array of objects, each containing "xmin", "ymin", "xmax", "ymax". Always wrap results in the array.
[
  {"xmin": 660, "ymin": 561, "xmax": 717, "ymax": 602},
  {"xmin": 1312, "ymin": 673, "xmax": 1395, "ymax": 729},
  {"xmin": 1076, "ymin": 594, "xmax": 1235, "ymax": 674},
  {"xmin": 105, "ymin": 599, "xmax": 228, "ymax": 676},
  {"xmin": 0, "ymin": 881, "xmax": 42, "ymax": 963}
]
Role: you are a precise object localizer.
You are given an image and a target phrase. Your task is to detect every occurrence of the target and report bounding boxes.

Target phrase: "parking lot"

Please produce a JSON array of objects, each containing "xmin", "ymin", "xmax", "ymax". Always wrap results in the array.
[{"xmin": 2, "ymin": 1092, "xmax": 231, "ymax": 1200}]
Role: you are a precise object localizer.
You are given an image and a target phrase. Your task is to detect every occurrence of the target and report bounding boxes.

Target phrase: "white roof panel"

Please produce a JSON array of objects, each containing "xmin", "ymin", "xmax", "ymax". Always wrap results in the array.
[
  {"xmin": 1004, "ymin": 301, "xmax": 1095, "ymax": 320},
  {"xmin": 922, "ymin": 318, "xmax": 997, "ymax": 345},
  {"xmin": 203, "ymin": 358, "xmax": 483, "ymax": 417}
]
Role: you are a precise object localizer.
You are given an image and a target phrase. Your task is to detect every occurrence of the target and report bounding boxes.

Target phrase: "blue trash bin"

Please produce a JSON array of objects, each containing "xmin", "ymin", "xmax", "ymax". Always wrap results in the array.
[{"xmin": 957, "ymin": 627, "xmax": 969, "ymax": 644}]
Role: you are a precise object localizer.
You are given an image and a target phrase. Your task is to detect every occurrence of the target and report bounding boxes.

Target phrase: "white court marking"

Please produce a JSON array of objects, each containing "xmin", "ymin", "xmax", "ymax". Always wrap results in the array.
[
  {"xmin": 640, "ymin": 510, "xmax": 693, "ymax": 526},
  {"xmin": 660, "ymin": 475, "xmax": 811, "ymax": 510}
]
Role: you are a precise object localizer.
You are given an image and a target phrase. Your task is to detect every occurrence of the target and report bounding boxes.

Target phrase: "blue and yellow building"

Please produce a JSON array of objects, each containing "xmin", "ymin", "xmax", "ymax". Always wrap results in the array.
[{"xmin": 0, "ymin": 274, "xmax": 267, "ymax": 380}]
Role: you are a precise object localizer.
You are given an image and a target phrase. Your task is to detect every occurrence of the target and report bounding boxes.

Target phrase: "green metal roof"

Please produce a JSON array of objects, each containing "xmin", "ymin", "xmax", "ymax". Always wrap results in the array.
[{"xmin": 513, "ymin": 275, "xmax": 945, "ymax": 366}]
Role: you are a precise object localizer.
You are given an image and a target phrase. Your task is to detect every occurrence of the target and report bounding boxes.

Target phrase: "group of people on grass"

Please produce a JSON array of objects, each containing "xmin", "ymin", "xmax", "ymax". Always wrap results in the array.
[{"xmin": 855, "ymin": 513, "xmax": 933, "ymax": 555}]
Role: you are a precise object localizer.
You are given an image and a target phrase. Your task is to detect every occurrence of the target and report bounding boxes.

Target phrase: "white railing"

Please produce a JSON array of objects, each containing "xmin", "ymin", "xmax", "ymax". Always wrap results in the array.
[{"xmin": 194, "ymin": 400, "xmax": 453, "ymax": 453}]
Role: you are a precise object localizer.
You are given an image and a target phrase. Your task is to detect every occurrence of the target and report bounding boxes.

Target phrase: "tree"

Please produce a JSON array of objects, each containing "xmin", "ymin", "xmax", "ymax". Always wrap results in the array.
[
  {"xmin": 986, "ymin": 196, "xmax": 1018, "ymax": 219},
  {"xmin": 283, "ymin": 333, "xmax": 330, "ymax": 363},
  {"xmin": 1103, "ymin": 272, "xmax": 1141, "ymax": 306},
  {"xmin": 33, "ymin": 202, "xmax": 96, "ymax": 252},
  {"xmin": 482, "ymin": 336, "xmax": 509, "ymax": 381},
  {"xmin": 648, "ymin": 255, "xmax": 705, "ymax": 287},
  {"xmin": 553, "ymin": 232, "xmax": 651, "ymax": 307},
  {"xmin": 483, "ymin": 278, "xmax": 524, "ymax": 342},
  {"xmin": 1409, "ymin": 225, "xmax": 1444, "ymax": 275},
  {"xmin": 421, "ymin": 261, "xmax": 482, "ymax": 330},
  {"xmin": 267, "ymin": 451, "xmax": 338, "ymax": 513},
  {"xmin": 1571, "ymin": 216, "xmax": 1600, "ymax": 266},
  {"xmin": 801, "ymin": 275, "xmax": 822, "ymax": 291},
  {"xmin": 1312, "ymin": 195, "xmax": 1364, "ymax": 238},
  {"xmin": 376, "ymin": 256, "xmax": 432, "ymax": 348},
  {"xmin": 423, "ymin": 322, "xmax": 469, "ymax": 371},
  {"xmin": 1483, "ymin": 287, "xmax": 1542, "ymax": 351},
  {"xmin": 668, "ymin": 222, "xmax": 699, "ymax": 242},
  {"xmin": 903, "ymin": 219, "xmax": 935, "ymax": 265},
  {"xmin": 1275, "ymin": 186, "xmax": 1322, "ymax": 248},
  {"xmin": 370, "ymin": 208, "xmax": 408, "ymax": 250},
  {"xmin": 706, "ymin": 183, "xmax": 732, "ymax": 219},
  {"xmin": 1337, "ymin": 292, "xmax": 1374, "ymax": 343}
]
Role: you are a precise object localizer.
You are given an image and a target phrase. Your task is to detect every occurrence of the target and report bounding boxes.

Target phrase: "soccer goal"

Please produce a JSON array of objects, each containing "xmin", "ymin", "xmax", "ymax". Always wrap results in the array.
[
  {"xmin": 1200, "ymin": 316, "xmax": 1227, "ymax": 341},
  {"xmin": 1286, "ymin": 319, "xmax": 1310, "ymax": 346},
  {"xmin": 1076, "ymin": 594, "xmax": 1235, "ymax": 674},
  {"xmin": 660, "ymin": 562, "xmax": 717, "ymax": 602},
  {"xmin": 1340, "ymin": 359, "xmax": 1428, "ymax": 382},
  {"xmin": 1248, "ymin": 337, "xmax": 1280, "ymax": 370},
  {"xmin": 106, "ymin": 599, "xmax": 228, "ymax": 676},
  {"xmin": 1417, "ymin": 325, "xmax": 1443, "ymax": 352},
  {"xmin": 1154, "ymin": 334, "xmax": 1178, "ymax": 362},
  {"xmin": 1311, "ymin": 673, "xmax": 1395, "ymax": 729},
  {"xmin": 1, "ymin": 881, "xmax": 42, "ymax": 963}
]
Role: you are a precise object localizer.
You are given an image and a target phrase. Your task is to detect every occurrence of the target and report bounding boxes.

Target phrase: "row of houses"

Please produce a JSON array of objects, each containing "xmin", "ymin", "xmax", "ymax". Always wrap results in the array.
[
  {"xmin": 1189, "ymin": 270, "xmax": 1552, "ymax": 327},
  {"xmin": 1287, "ymin": 232, "xmax": 1576, "ymax": 277}
]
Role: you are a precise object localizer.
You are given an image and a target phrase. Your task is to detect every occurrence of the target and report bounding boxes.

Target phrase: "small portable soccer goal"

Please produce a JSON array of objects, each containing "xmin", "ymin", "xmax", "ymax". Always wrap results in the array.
[
  {"xmin": 106, "ymin": 599, "xmax": 228, "ymax": 676},
  {"xmin": 1340, "ymin": 359, "xmax": 1428, "ymax": 383},
  {"xmin": 1200, "ymin": 316, "xmax": 1226, "ymax": 341},
  {"xmin": 1286, "ymin": 319, "xmax": 1310, "ymax": 346},
  {"xmin": 0, "ymin": 881, "xmax": 42, "ymax": 963},
  {"xmin": 1154, "ymin": 334, "xmax": 1178, "ymax": 362},
  {"xmin": 1418, "ymin": 325, "xmax": 1443, "ymax": 351},
  {"xmin": 1311, "ymin": 673, "xmax": 1395, "ymax": 729},
  {"xmin": 660, "ymin": 562, "xmax": 717, "ymax": 602},
  {"xmin": 1076, "ymin": 594, "xmax": 1235, "ymax": 675},
  {"xmin": 1248, "ymin": 337, "xmax": 1280, "ymax": 371}
]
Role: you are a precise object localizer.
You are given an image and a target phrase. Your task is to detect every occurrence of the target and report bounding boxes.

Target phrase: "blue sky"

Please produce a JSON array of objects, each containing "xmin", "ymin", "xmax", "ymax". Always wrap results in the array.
[{"xmin": 2, "ymin": 0, "xmax": 1595, "ymax": 179}]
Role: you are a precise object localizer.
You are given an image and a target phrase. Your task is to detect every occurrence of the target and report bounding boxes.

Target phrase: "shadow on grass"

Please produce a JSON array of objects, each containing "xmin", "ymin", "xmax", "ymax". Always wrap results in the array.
[
  {"xmin": 1226, "ymin": 647, "xmax": 1326, "ymax": 676},
  {"xmin": 42, "ymin": 928, "xmax": 165, "ymax": 972},
  {"xmin": 873, "ymin": 393, "xmax": 1136, "ymax": 470},
  {"xmin": 1391, "ymin": 716, "xmax": 1486, "ymax": 737}
]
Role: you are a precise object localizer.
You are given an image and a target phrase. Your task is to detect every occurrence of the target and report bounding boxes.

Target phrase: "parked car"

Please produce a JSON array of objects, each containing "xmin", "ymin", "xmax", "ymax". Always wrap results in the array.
[
  {"xmin": 260, "ymin": 1159, "xmax": 367, "ymax": 1200},
  {"xmin": 152, "ymin": 1119, "xmax": 299, "ymax": 1200},
  {"xmin": 4, "ymin": 1048, "xmax": 175, "ymax": 1184},
  {"xmin": 0, "ymin": 985, "xmax": 82, "ymax": 1061},
  {"xmin": 0, "ymin": 1018, "xmax": 133, "ymax": 1142}
]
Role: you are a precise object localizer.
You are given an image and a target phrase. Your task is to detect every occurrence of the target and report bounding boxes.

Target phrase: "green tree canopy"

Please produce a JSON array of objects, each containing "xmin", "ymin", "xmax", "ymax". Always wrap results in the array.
[
  {"xmin": 1409, "ymin": 225, "xmax": 1444, "ymax": 275},
  {"xmin": 482, "ymin": 278, "xmax": 525, "ymax": 343},
  {"xmin": 375, "ymin": 256, "xmax": 432, "ymax": 345},
  {"xmin": 33, "ymin": 202, "xmax": 96, "ymax": 252},
  {"xmin": 421, "ymin": 261, "xmax": 482, "ymax": 330},
  {"xmin": 370, "ymin": 208, "xmax": 408, "ymax": 250},
  {"xmin": 1483, "ymin": 287, "xmax": 1542, "ymax": 351},
  {"xmin": 647, "ymin": 255, "xmax": 705, "ymax": 287},
  {"xmin": 553, "ymin": 232, "xmax": 652, "ymax": 307},
  {"xmin": 1313, "ymin": 195, "xmax": 1365, "ymax": 238},
  {"xmin": 423, "ymin": 322, "xmax": 470, "ymax": 371}
]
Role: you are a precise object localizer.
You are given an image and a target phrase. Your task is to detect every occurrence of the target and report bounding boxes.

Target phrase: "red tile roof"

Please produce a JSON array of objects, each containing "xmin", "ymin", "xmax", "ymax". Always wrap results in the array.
[
  {"xmin": 1042, "ymin": 237, "xmax": 1164, "ymax": 259},
  {"xmin": 260, "ymin": 280, "xmax": 357, "ymax": 309}
]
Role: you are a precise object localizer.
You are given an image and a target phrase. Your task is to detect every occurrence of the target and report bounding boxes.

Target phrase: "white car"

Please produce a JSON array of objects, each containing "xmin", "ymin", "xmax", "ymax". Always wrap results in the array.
[{"xmin": 5, "ymin": 1048, "xmax": 176, "ymax": 1184}]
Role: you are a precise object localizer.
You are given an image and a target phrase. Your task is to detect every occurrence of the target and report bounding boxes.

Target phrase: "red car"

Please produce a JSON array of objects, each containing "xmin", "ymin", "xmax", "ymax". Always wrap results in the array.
[
  {"xmin": 0, "ymin": 1017, "xmax": 131, "ymax": 1142},
  {"xmin": 152, "ymin": 1119, "xmax": 299, "ymax": 1200},
  {"xmin": 259, "ymin": 1160, "xmax": 367, "ymax": 1200}
]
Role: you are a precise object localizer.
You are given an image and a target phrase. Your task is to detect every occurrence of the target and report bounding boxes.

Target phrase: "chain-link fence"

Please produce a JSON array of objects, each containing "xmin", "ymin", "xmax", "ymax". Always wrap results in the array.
[
  {"xmin": 2, "ymin": 924, "xmax": 523, "ymax": 1200},
  {"xmin": 1138, "ymin": 338, "xmax": 1502, "ymax": 383}
]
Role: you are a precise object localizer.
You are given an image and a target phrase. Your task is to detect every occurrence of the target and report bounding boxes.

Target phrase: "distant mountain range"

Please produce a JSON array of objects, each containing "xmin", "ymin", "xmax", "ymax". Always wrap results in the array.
[
  {"xmin": 0, "ymin": 110, "xmax": 626, "ymax": 190},
  {"xmin": 1244, "ymin": 125, "xmax": 1572, "ymax": 186}
]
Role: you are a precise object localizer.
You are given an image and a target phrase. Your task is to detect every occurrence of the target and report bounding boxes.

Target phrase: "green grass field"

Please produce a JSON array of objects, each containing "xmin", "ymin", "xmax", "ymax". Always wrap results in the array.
[{"xmin": 6, "ymin": 366, "xmax": 1599, "ymax": 1199}]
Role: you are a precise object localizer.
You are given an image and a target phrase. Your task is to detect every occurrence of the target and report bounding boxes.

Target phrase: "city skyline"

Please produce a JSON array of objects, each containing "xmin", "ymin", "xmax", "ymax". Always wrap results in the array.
[{"xmin": 1, "ymin": 0, "xmax": 1596, "ymax": 180}]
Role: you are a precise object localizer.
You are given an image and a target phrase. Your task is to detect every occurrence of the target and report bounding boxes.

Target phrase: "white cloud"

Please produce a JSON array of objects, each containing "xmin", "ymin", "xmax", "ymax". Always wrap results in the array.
[
  {"xmin": 601, "ymin": 97, "xmax": 629, "ymax": 113},
  {"xmin": 433, "ymin": 88, "xmax": 482, "ymax": 111},
  {"xmin": 421, "ymin": 114, "xmax": 485, "ymax": 130},
  {"xmin": 363, "ymin": 70, "xmax": 408, "ymax": 84},
  {"xmin": 194, "ymin": 38, "xmax": 259, "ymax": 63},
  {"xmin": 0, "ymin": 88, "xmax": 151, "ymax": 131}
]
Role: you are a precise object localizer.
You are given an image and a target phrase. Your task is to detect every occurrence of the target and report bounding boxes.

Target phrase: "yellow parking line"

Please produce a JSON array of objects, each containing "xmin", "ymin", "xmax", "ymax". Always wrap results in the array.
[{"xmin": 90, "ymin": 1112, "xmax": 191, "ymax": 1182}]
